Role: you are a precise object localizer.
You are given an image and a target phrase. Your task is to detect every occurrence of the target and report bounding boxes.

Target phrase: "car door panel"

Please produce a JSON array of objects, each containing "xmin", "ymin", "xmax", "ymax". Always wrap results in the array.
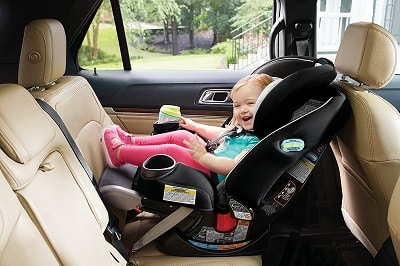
[{"xmin": 79, "ymin": 69, "xmax": 252, "ymax": 135}]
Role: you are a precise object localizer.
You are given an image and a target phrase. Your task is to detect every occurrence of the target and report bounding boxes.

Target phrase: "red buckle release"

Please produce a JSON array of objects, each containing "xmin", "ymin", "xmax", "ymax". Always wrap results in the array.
[{"xmin": 216, "ymin": 212, "xmax": 238, "ymax": 232}]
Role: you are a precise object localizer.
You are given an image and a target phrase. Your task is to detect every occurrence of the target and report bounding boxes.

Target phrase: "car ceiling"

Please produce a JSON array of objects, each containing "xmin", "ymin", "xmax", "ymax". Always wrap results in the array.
[{"xmin": 0, "ymin": 0, "xmax": 100, "ymax": 83}]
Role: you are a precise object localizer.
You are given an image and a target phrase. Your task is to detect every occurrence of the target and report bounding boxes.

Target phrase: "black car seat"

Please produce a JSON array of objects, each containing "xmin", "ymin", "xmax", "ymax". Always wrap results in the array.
[{"xmin": 99, "ymin": 58, "xmax": 350, "ymax": 256}]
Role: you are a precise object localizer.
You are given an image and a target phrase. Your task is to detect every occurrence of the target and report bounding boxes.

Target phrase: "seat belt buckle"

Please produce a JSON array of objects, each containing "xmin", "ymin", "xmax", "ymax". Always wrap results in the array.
[{"xmin": 105, "ymin": 223, "xmax": 121, "ymax": 241}]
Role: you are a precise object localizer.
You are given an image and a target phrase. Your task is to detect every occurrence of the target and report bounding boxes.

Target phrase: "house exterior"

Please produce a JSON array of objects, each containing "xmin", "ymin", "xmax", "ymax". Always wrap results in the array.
[{"xmin": 317, "ymin": 0, "xmax": 400, "ymax": 54}]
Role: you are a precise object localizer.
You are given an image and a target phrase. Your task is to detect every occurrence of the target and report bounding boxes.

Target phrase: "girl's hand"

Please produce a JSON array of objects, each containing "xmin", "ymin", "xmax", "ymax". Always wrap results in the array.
[
  {"xmin": 183, "ymin": 134, "xmax": 207, "ymax": 161},
  {"xmin": 179, "ymin": 116, "xmax": 196, "ymax": 132}
]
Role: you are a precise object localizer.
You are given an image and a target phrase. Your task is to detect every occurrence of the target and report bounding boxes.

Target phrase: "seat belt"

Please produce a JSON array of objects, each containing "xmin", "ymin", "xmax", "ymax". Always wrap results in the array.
[
  {"xmin": 36, "ymin": 99, "xmax": 130, "ymax": 262},
  {"xmin": 292, "ymin": 21, "xmax": 313, "ymax": 56}
]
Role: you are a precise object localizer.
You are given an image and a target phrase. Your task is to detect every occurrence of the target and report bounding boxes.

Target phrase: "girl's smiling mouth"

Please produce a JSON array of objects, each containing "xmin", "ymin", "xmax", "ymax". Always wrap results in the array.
[{"xmin": 242, "ymin": 116, "xmax": 252, "ymax": 122}]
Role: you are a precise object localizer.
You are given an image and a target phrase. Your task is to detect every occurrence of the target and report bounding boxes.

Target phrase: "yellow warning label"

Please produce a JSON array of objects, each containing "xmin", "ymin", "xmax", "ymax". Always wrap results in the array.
[{"xmin": 163, "ymin": 185, "xmax": 197, "ymax": 205}]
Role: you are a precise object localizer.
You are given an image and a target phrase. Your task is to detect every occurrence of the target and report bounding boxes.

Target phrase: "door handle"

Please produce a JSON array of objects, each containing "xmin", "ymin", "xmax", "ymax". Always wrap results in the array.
[{"xmin": 199, "ymin": 89, "xmax": 231, "ymax": 104}]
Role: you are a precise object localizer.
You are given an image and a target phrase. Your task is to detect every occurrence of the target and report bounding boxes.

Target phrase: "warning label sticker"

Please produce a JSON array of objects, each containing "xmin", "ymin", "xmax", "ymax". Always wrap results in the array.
[
  {"xmin": 274, "ymin": 181, "xmax": 296, "ymax": 207},
  {"xmin": 233, "ymin": 220, "xmax": 250, "ymax": 242},
  {"xmin": 262, "ymin": 201, "xmax": 280, "ymax": 216},
  {"xmin": 287, "ymin": 157, "xmax": 314, "ymax": 183},
  {"xmin": 193, "ymin": 221, "xmax": 250, "ymax": 244},
  {"xmin": 287, "ymin": 145, "xmax": 327, "ymax": 183},
  {"xmin": 229, "ymin": 198, "xmax": 253, "ymax": 221},
  {"xmin": 163, "ymin": 185, "xmax": 196, "ymax": 205}
]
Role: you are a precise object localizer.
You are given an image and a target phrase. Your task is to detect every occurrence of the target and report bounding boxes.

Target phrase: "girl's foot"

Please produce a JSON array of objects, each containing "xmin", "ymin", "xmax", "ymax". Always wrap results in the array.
[
  {"xmin": 101, "ymin": 128, "xmax": 124, "ymax": 168},
  {"xmin": 112, "ymin": 124, "xmax": 134, "ymax": 144}
]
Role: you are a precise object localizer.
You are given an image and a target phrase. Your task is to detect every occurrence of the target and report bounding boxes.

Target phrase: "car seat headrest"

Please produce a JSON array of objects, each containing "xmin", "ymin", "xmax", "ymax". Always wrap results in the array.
[
  {"xmin": 335, "ymin": 22, "xmax": 398, "ymax": 88},
  {"xmin": 18, "ymin": 19, "xmax": 66, "ymax": 87},
  {"xmin": 253, "ymin": 61, "xmax": 337, "ymax": 139}
]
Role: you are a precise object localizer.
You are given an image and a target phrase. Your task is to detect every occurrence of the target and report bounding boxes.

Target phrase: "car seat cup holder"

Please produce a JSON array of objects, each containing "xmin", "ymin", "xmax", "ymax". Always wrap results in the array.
[
  {"xmin": 134, "ymin": 154, "xmax": 216, "ymax": 211},
  {"xmin": 141, "ymin": 154, "xmax": 176, "ymax": 179}
]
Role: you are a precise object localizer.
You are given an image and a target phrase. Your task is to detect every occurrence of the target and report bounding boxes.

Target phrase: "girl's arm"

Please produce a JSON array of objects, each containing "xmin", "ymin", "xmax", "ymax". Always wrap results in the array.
[
  {"xmin": 197, "ymin": 153, "xmax": 236, "ymax": 177},
  {"xmin": 184, "ymin": 135, "xmax": 245, "ymax": 176},
  {"xmin": 180, "ymin": 116, "xmax": 227, "ymax": 140}
]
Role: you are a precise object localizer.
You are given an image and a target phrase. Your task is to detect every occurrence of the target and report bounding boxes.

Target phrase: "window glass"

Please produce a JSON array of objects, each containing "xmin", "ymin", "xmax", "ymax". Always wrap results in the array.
[
  {"xmin": 79, "ymin": 0, "xmax": 399, "ymax": 73},
  {"xmin": 78, "ymin": 0, "xmax": 273, "ymax": 71},
  {"xmin": 78, "ymin": 0, "xmax": 123, "ymax": 70},
  {"xmin": 316, "ymin": 0, "xmax": 400, "ymax": 73}
]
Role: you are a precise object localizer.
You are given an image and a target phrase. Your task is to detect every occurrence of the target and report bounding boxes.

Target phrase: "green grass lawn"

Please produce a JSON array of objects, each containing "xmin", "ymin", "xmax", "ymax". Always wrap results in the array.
[{"xmin": 81, "ymin": 27, "xmax": 226, "ymax": 70}]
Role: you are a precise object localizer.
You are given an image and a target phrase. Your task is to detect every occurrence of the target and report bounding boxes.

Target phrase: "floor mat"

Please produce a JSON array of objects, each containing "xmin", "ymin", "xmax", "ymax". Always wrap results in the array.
[{"xmin": 291, "ymin": 233, "xmax": 374, "ymax": 266}]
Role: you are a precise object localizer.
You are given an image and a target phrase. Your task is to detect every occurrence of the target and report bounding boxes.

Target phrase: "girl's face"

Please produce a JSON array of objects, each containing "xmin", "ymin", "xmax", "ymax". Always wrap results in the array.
[{"xmin": 231, "ymin": 85, "xmax": 263, "ymax": 131}]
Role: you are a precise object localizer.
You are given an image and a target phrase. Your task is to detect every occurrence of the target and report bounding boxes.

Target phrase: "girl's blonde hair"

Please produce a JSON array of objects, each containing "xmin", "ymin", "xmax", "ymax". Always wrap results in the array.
[{"xmin": 227, "ymin": 73, "xmax": 274, "ymax": 129}]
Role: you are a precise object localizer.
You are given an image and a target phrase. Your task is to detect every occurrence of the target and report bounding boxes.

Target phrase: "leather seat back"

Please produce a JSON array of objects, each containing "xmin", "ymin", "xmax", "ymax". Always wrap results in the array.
[
  {"xmin": 331, "ymin": 21, "xmax": 399, "ymax": 256},
  {"xmin": 18, "ymin": 19, "xmax": 113, "ymax": 181},
  {"xmin": 388, "ymin": 176, "xmax": 400, "ymax": 263},
  {"xmin": 0, "ymin": 83, "xmax": 126, "ymax": 265},
  {"xmin": 0, "ymin": 170, "xmax": 59, "ymax": 265}
]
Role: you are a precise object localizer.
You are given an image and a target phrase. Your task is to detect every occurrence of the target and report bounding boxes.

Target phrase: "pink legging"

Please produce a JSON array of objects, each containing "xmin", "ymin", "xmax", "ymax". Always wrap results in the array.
[{"xmin": 118, "ymin": 130, "xmax": 210, "ymax": 175}]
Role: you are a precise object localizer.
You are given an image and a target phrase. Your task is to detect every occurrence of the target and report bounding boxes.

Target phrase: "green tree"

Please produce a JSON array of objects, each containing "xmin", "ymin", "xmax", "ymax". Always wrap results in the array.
[
  {"xmin": 122, "ymin": 0, "xmax": 181, "ymax": 55},
  {"xmin": 231, "ymin": 0, "xmax": 273, "ymax": 28},
  {"xmin": 85, "ymin": 0, "xmax": 112, "ymax": 60},
  {"xmin": 154, "ymin": 0, "xmax": 181, "ymax": 54},
  {"xmin": 204, "ymin": 0, "xmax": 241, "ymax": 44},
  {"xmin": 120, "ymin": 0, "xmax": 149, "ymax": 48},
  {"xmin": 178, "ymin": 0, "xmax": 206, "ymax": 49}
]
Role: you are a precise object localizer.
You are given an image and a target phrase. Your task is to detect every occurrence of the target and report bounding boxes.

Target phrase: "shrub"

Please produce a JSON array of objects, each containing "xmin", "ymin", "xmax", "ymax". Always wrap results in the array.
[
  {"xmin": 78, "ymin": 45, "xmax": 120, "ymax": 66},
  {"xmin": 211, "ymin": 39, "xmax": 236, "ymax": 64}
]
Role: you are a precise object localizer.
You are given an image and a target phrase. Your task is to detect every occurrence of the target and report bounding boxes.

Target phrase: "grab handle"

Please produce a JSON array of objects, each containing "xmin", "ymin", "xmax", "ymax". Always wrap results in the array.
[{"xmin": 268, "ymin": 16, "xmax": 285, "ymax": 60}]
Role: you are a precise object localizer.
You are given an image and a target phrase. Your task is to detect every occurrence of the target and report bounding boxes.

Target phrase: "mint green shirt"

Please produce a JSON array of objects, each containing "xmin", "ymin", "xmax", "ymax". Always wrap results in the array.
[{"xmin": 213, "ymin": 134, "xmax": 260, "ymax": 183}]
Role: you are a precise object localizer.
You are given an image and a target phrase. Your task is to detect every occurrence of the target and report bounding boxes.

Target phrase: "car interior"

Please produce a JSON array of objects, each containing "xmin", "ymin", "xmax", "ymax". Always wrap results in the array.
[{"xmin": 0, "ymin": 1, "xmax": 400, "ymax": 266}]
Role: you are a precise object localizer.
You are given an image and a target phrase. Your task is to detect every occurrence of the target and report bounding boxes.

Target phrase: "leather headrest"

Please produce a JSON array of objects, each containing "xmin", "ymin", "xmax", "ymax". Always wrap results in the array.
[
  {"xmin": 335, "ymin": 22, "xmax": 398, "ymax": 88},
  {"xmin": 0, "ymin": 84, "xmax": 55, "ymax": 164},
  {"xmin": 18, "ymin": 19, "xmax": 66, "ymax": 87}
]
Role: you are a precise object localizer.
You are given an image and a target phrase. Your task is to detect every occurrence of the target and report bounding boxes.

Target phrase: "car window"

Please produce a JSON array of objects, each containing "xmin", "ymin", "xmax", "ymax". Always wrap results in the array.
[
  {"xmin": 316, "ymin": 0, "xmax": 400, "ymax": 74},
  {"xmin": 78, "ymin": 0, "xmax": 399, "ymax": 73},
  {"xmin": 78, "ymin": 0, "xmax": 273, "ymax": 71}
]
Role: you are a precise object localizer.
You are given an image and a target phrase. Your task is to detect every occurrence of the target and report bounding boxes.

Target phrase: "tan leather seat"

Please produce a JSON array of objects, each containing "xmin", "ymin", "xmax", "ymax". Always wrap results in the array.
[
  {"xmin": 331, "ymin": 21, "xmax": 399, "ymax": 256},
  {"xmin": 0, "ymin": 84, "xmax": 127, "ymax": 265},
  {"xmin": 0, "ymin": 170, "xmax": 59, "ymax": 265},
  {"xmin": 18, "ymin": 19, "xmax": 113, "ymax": 181},
  {"xmin": 388, "ymin": 176, "xmax": 400, "ymax": 263},
  {"xmin": 18, "ymin": 19, "xmax": 148, "ymax": 212}
]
